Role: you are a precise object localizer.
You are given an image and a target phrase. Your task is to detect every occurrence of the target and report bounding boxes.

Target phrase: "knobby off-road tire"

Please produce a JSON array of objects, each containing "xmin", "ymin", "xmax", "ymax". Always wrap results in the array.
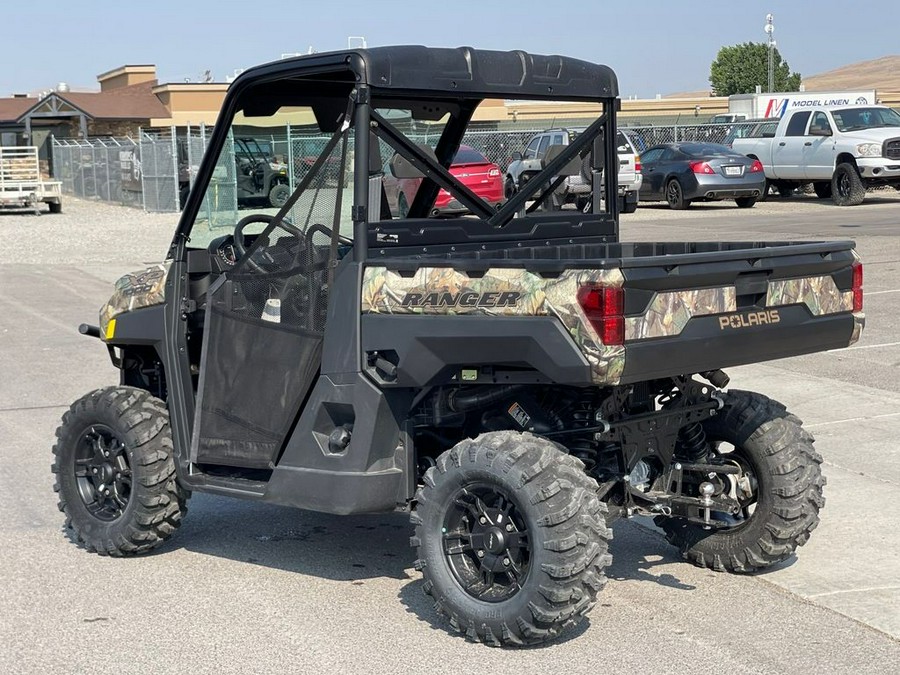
[
  {"xmin": 831, "ymin": 163, "xmax": 866, "ymax": 206},
  {"xmin": 52, "ymin": 387, "xmax": 188, "ymax": 556},
  {"xmin": 659, "ymin": 390, "xmax": 824, "ymax": 572},
  {"xmin": 268, "ymin": 183, "xmax": 290, "ymax": 209},
  {"xmin": 411, "ymin": 431, "xmax": 612, "ymax": 647}
]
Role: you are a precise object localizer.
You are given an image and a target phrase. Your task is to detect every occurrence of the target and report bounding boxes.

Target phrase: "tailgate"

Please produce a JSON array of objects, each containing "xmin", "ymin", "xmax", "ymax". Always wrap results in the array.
[{"xmin": 616, "ymin": 241, "xmax": 863, "ymax": 383}]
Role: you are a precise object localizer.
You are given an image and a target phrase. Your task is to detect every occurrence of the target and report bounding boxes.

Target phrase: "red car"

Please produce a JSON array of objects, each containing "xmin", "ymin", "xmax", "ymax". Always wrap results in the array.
[{"xmin": 383, "ymin": 145, "xmax": 504, "ymax": 217}]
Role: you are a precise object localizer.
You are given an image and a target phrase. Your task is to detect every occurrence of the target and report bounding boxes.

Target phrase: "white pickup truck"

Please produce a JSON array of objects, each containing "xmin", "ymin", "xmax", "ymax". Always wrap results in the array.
[{"xmin": 732, "ymin": 105, "xmax": 900, "ymax": 206}]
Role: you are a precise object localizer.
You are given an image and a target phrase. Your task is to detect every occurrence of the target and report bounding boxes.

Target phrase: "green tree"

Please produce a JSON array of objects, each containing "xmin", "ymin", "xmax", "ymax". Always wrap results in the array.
[{"xmin": 709, "ymin": 42, "xmax": 802, "ymax": 96}]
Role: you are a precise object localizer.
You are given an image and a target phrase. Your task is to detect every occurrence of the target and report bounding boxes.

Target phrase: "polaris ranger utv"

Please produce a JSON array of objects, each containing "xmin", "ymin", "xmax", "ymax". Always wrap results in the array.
[{"xmin": 54, "ymin": 47, "xmax": 865, "ymax": 647}]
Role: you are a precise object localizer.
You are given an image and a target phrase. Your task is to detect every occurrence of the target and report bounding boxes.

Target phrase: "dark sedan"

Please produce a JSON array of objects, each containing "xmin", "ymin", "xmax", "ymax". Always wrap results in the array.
[{"xmin": 639, "ymin": 142, "xmax": 766, "ymax": 209}]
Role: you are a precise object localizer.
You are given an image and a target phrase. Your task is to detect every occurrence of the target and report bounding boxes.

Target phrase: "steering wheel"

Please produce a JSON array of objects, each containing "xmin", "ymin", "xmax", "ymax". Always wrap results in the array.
[{"xmin": 232, "ymin": 214, "xmax": 303, "ymax": 273}]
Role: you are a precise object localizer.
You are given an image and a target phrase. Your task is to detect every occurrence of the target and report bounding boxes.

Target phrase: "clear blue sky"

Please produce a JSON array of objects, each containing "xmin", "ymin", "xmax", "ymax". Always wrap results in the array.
[{"xmin": 2, "ymin": 0, "xmax": 897, "ymax": 98}]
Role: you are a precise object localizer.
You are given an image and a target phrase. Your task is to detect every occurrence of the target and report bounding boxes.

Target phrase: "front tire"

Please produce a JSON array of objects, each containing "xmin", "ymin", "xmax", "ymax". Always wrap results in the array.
[
  {"xmin": 658, "ymin": 391, "xmax": 824, "ymax": 572},
  {"xmin": 411, "ymin": 431, "xmax": 611, "ymax": 647},
  {"xmin": 52, "ymin": 387, "xmax": 189, "ymax": 556},
  {"xmin": 268, "ymin": 182, "xmax": 290, "ymax": 208},
  {"xmin": 666, "ymin": 179, "xmax": 690, "ymax": 210},
  {"xmin": 832, "ymin": 163, "xmax": 866, "ymax": 206}
]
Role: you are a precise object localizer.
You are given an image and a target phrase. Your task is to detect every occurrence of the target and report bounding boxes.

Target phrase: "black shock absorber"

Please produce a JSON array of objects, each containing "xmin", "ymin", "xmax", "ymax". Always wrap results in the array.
[
  {"xmin": 675, "ymin": 421, "xmax": 709, "ymax": 462},
  {"xmin": 568, "ymin": 391, "xmax": 601, "ymax": 471}
]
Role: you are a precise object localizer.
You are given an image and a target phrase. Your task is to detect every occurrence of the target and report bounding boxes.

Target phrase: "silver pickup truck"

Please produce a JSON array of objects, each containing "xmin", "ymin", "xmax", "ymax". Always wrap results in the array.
[
  {"xmin": 732, "ymin": 105, "xmax": 900, "ymax": 205},
  {"xmin": 505, "ymin": 127, "xmax": 642, "ymax": 212}
]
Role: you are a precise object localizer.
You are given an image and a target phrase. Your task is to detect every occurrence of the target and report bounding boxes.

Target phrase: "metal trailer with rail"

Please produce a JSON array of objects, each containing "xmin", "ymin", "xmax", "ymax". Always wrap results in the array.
[{"xmin": 0, "ymin": 146, "xmax": 63, "ymax": 213}]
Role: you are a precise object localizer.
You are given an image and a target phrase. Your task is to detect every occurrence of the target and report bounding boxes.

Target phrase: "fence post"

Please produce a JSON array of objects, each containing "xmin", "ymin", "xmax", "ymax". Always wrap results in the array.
[
  {"xmin": 171, "ymin": 126, "xmax": 179, "ymax": 212},
  {"xmin": 287, "ymin": 124, "xmax": 294, "ymax": 192}
]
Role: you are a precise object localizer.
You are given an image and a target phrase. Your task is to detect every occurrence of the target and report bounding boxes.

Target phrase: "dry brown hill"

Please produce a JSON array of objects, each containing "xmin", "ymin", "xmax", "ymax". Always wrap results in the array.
[
  {"xmin": 664, "ymin": 55, "xmax": 900, "ymax": 98},
  {"xmin": 803, "ymin": 55, "xmax": 900, "ymax": 91}
]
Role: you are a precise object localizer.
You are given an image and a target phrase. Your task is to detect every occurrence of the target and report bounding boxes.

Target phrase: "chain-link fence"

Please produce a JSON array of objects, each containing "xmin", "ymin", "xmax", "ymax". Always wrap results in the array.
[
  {"xmin": 51, "ymin": 137, "xmax": 143, "ymax": 207},
  {"xmin": 52, "ymin": 120, "xmax": 774, "ymax": 212}
]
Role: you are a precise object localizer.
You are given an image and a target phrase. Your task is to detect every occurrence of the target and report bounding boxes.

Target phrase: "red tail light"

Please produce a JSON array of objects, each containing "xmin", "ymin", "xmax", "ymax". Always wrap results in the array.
[
  {"xmin": 852, "ymin": 261, "xmax": 863, "ymax": 312},
  {"xmin": 690, "ymin": 161, "xmax": 715, "ymax": 174},
  {"xmin": 634, "ymin": 155, "xmax": 642, "ymax": 173},
  {"xmin": 576, "ymin": 284, "xmax": 625, "ymax": 345},
  {"xmin": 749, "ymin": 159, "xmax": 764, "ymax": 173}
]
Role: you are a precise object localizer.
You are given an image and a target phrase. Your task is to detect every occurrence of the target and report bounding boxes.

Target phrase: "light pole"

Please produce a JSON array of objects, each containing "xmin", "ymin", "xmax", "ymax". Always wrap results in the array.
[{"xmin": 765, "ymin": 14, "xmax": 776, "ymax": 93}]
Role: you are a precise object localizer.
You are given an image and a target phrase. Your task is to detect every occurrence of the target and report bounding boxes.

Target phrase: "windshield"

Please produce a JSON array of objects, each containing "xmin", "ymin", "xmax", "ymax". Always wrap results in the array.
[
  {"xmin": 187, "ymin": 105, "xmax": 353, "ymax": 250},
  {"xmin": 831, "ymin": 107, "xmax": 900, "ymax": 132}
]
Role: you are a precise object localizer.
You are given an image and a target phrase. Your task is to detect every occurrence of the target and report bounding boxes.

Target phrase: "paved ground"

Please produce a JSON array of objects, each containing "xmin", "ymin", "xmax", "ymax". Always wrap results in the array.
[{"xmin": 1, "ymin": 194, "xmax": 898, "ymax": 673}]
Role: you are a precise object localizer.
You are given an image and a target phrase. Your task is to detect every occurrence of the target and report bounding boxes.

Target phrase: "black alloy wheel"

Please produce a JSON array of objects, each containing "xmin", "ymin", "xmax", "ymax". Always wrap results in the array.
[
  {"xmin": 74, "ymin": 425, "xmax": 131, "ymax": 521},
  {"xmin": 442, "ymin": 484, "xmax": 531, "ymax": 603},
  {"xmin": 666, "ymin": 179, "xmax": 690, "ymax": 210}
]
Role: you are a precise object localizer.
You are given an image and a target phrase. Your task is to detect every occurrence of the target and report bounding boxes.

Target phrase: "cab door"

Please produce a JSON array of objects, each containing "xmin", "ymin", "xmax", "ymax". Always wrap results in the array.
[
  {"xmin": 803, "ymin": 111, "xmax": 837, "ymax": 180},
  {"xmin": 772, "ymin": 111, "xmax": 811, "ymax": 178}
]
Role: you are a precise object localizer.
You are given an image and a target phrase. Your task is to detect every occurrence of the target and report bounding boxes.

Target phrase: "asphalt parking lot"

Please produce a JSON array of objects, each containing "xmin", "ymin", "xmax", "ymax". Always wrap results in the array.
[{"xmin": 1, "ymin": 193, "xmax": 898, "ymax": 674}]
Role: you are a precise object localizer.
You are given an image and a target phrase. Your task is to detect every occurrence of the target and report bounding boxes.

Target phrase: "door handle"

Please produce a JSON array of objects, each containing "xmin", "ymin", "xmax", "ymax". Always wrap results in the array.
[
  {"xmin": 778, "ymin": 142, "xmax": 786, "ymax": 146},
  {"xmin": 804, "ymin": 142, "xmax": 812, "ymax": 146}
]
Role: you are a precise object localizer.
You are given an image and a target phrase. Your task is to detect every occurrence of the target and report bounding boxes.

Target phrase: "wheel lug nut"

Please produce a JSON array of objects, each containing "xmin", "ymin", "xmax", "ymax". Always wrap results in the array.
[
  {"xmin": 503, "ymin": 558, "xmax": 510, "ymax": 566},
  {"xmin": 477, "ymin": 550, "xmax": 485, "ymax": 558},
  {"xmin": 505, "ymin": 523, "xmax": 513, "ymax": 532}
]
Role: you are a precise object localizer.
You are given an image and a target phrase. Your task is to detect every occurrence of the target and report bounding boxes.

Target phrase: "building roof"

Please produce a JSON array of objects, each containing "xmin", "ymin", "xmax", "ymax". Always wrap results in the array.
[
  {"xmin": 16, "ymin": 81, "xmax": 170, "ymax": 122},
  {"xmin": 0, "ymin": 97, "xmax": 37, "ymax": 123}
]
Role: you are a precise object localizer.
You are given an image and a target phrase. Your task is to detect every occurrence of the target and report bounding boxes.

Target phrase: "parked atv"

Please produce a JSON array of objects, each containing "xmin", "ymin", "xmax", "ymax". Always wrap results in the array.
[
  {"xmin": 54, "ymin": 47, "xmax": 863, "ymax": 647},
  {"xmin": 234, "ymin": 137, "xmax": 290, "ymax": 208}
]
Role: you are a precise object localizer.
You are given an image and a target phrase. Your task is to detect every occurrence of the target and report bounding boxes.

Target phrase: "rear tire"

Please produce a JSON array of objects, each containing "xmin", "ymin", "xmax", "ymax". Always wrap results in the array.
[
  {"xmin": 411, "ymin": 431, "xmax": 611, "ymax": 647},
  {"xmin": 52, "ymin": 387, "xmax": 189, "ymax": 556},
  {"xmin": 657, "ymin": 390, "xmax": 824, "ymax": 572},
  {"xmin": 504, "ymin": 177, "xmax": 516, "ymax": 200},
  {"xmin": 813, "ymin": 181, "xmax": 832, "ymax": 199},
  {"xmin": 666, "ymin": 179, "xmax": 690, "ymax": 210},
  {"xmin": 831, "ymin": 163, "xmax": 866, "ymax": 206},
  {"xmin": 735, "ymin": 197, "xmax": 757, "ymax": 208}
]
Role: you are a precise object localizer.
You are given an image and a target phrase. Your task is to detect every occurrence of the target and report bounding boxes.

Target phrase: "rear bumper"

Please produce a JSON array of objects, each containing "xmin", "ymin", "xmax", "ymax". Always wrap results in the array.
[
  {"xmin": 620, "ymin": 305, "xmax": 856, "ymax": 383},
  {"xmin": 688, "ymin": 175, "xmax": 766, "ymax": 200}
]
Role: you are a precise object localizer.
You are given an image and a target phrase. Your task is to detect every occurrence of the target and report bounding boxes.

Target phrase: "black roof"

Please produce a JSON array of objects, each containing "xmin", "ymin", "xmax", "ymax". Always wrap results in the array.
[{"xmin": 234, "ymin": 46, "xmax": 618, "ymax": 101}]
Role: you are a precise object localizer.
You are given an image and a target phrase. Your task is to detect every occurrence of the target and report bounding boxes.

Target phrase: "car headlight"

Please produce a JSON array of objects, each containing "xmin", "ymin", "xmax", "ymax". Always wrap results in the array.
[{"xmin": 856, "ymin": 143, "xmax": 882, "ymax": 158}]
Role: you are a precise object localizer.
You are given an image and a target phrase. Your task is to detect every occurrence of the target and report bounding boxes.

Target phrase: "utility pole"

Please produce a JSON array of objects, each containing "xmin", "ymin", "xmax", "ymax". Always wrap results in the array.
[{"xmin": 764, "ymin": 14, "xmax": 776, "ymax": 93}]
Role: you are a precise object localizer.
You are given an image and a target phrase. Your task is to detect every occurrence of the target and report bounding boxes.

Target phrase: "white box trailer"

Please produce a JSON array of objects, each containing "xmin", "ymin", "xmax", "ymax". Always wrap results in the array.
[
  {"xmin": 0, "ymin": 146, "xmax": 63, "ymax": 213},
  {"xmin": 729, "ymin": 90, "xmax": 877, "ymax": 119}
]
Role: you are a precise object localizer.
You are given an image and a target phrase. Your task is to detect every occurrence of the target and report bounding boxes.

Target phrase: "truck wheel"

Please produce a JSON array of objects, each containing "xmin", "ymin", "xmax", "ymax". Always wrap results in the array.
[
  {"xmin": 734, "ymin": 197, "xmax": 757, "ymax": 208},
  {"xmin": 411, "ymin": 431, "xmax": 611, "ymax": 647},
  {"xmin": 268, "ymin": 183, "xmax": 290, "ymax": 208},
  {"xmin": 657, "ymin": 390, "xmax": 824, "ymax": 572},
  {"xmin": 52, "ymin": 387, "xmax": 189, "ymax": 556},
  {"xmin": 621, "ymin": 196, "xmax": 638, "ymax": 214},
  {"xmin": 813, "ymin": 181, "xmax": 832, "ymax": 199},
  {"xmin": 776, "ymin": 182, "xmax": 795, "ymax": 198},
  {"xmin": 504, "ymin": 177, "xmax": 516, "ymax": 200},
  {"xmin": 48, "ymin": 200, "xmax": 62, "ymax": 214},
  {"xmin": 666, "ymin": 179, "xmax": 690, "ymax": 210},
  {"xmin": 831, "ymin": 163, "xmax": 866, "ymax": 206}
]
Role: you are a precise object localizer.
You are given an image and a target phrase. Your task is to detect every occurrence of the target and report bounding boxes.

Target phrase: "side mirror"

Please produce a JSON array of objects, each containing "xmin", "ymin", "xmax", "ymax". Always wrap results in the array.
[
  {"xmin": 810, "ymin": 126, "xmax": 832, "ymax": 137},
  {"xmin": 511, "ymin": 151, "xmax": 523, "ymax": 162}
]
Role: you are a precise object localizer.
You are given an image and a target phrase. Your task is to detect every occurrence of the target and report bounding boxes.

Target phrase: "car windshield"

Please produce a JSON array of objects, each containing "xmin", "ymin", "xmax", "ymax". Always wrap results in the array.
[
  {"xmin": 680, "ymin": 143, "xmax": 740, "ymax": 158},
  {"xmin": 831, "ymin": 107, "xmax": 900, "ymax": 132}
]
